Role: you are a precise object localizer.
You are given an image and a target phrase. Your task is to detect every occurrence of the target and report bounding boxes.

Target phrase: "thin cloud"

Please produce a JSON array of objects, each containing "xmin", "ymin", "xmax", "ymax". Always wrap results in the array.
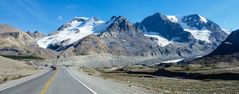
[
  {"xmin": 58, "ymin": 16, "xmax": 64, "ymax": 20},
  {"xmin": 65, "ymin": 4, "xmax": 78, "ymax": 9}
]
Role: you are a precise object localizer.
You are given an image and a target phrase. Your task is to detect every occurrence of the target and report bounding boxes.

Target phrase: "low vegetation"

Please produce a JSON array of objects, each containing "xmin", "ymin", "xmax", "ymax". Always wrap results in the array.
[
  {"xmin": 79, "ymin": 65, "xmax": 239, "ymax": 94},
  {"xmin": 0, "ymin": 56, "xmax": 39, "ymax": 84},
  {"xmin": 0, "ymin": 55, "xmax": 44, "ymax": 60}
]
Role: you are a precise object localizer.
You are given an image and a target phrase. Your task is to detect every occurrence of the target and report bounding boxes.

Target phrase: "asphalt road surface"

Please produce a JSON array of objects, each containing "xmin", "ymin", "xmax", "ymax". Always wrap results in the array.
[{"xmin": 0, "ymin": 68, "xmax": 94, "ymax": 94}]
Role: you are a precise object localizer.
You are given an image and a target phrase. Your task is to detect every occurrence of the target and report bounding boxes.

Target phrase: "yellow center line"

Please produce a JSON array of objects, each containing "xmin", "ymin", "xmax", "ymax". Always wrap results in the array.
[{"xmin": 39, "ymin": 70, "xmax": 58, "ymax": 94}]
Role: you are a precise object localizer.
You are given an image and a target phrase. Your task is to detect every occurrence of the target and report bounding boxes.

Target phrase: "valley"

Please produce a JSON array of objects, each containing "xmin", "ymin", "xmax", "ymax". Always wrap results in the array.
[{"xmin": 0, "ymin": 1, "xmax": 238, "ymax": 93}]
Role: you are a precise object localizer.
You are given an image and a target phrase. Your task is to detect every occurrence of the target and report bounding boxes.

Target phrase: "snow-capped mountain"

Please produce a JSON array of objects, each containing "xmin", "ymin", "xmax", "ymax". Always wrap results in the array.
[
  {"xmin": 141, "ymin": 13, "xmax": 228, "ymax": 46},
  {"xmin": 55, "ymin": 16, "xmax": 160, "ymax": 57},
  {"xmin": 140, "ymin": 13, "xmax": 228, "ymax": 58},
  {"xmin": 37, "ymin": 13, "xmax": 229, "ymax": 59},
  {"xmin": 37, "ymin": 17, "xmax": 104, "ymax": 49}
]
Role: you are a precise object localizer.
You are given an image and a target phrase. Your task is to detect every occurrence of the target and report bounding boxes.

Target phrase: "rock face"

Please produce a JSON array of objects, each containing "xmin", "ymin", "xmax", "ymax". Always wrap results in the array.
[
  {"xmin": 141, "ymin": 13, "xmax": 191, "ymax": 42},
  {"xmin": 0, "ymin": 24, "xmax": 56, "ymax": 59},
  {"xmin": 27, "ymin": 31, "xmax": 45, "ymax": 39},
  {"xmin": 209, "ymin": 29, "xmax": 239, "ymax": 56},
  {"xmin": 37, "ymin": 13, "xmax": 228, "ymax": 60}
]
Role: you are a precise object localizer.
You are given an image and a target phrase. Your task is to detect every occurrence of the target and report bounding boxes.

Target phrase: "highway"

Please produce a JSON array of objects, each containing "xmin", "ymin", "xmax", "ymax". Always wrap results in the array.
[{"xmin": 0, "ymin": 68, "xmax": 94, "ymax": 94}]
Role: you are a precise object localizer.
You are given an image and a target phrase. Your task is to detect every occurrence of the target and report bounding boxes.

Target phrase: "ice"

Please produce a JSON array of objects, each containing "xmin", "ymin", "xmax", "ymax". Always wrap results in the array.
[{"xmin": 144, "ymin": 32, "xmax": 171, "ymax": 47}]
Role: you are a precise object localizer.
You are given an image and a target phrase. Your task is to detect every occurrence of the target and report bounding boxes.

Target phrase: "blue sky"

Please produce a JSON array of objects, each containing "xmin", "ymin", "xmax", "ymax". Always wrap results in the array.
[{"xmin": 0, "ymin": 0, "xmax": 239, "ymax": 34}]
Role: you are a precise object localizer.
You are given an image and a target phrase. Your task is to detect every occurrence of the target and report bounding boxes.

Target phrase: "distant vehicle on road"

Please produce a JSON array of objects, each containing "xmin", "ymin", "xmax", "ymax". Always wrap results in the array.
[{"xmin": 51, "ymin": 65, "xmax": 56, "ymax": 70}]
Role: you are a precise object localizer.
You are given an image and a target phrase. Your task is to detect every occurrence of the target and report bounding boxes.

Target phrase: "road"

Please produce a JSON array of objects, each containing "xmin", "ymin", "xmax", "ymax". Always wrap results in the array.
[{"xmin": 0, "ymin": 68, "xmax": 94, "ymax": 94}]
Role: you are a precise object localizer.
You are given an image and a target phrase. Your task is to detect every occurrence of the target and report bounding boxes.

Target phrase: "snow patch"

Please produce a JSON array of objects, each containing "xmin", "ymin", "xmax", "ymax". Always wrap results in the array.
[
  {"xmin": 184, "ymin": 29, "xmax": 211, "ymax": 43},
  {"xmin": 144, "ymin": 33, "xmax": 171, "ymax": 47},
  {"xmin": 177, "ymin": 17, "xmax": 212, "ymax": 43},
  {"xmin": 222, "ymin": 29, "xmax": 231, "ymax": 34},
  {"xmin": 166, "ymin": 16, "xmax": 178, "ymax": 23},
  {"xmin": 162, "ymin": 58, "xmax": 184, "ymax": 63},
  {"xmin": 199, "ymin": 15, "xmax": 208, "ymax": 23},
  {"xmin": 93, "ymin": 17, "xmax": 117, "ymax": 34},
  {"xmin": 224, "ymin": 42, "xmax": 233, "ymax": 45}
]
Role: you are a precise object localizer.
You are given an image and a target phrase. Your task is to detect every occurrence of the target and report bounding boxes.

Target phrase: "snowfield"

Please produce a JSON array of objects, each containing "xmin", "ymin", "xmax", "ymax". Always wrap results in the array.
[
  {"xmin": 144, "ymin": 34, "xmax": 171, "ymax": 47},
  {"xmin": 37, "ymin": 17, "xmax": 104, "ymax": 48},
  {"xmin": 184, "ymin": 29, "xmax": 211, "ymax": 43}
]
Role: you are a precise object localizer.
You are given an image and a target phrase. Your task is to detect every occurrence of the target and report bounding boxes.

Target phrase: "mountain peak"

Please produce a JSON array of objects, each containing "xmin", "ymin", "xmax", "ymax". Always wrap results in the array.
[
  {"xmin": 153, "ymin": 12, "xmax": 163, "ymax": 16},
  {"xmin": 152, "ymin": 13, "xmax": 168, "ymax": 20},
  {"xmin": 183, "ymin": 14, "xmax": 208, "ymax": 23},
  {"xmin": 106, "ymin": 16, "xmax": 134, "ymax": 31},
  {"xmin": 110, "ymin": 16, "xmax": 127, "ymax": 22},
  {"xmin": 71, "ymin": 17, "xmax": 89, "ymax": 21},
  {"xmin": 0, "ymin": 24, "xmax": 22, "ymax": 33},
  {"xmin": 57, "ymin": 16, "xmax": 103, "ymax": 31}
]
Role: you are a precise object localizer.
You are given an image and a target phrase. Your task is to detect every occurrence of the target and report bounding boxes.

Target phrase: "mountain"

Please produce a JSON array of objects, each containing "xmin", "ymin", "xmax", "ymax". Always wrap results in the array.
[
  {"xmin": 0, "ymin": 24, "xmax": 56, "ymax": 59},
  {"xmin": 209, "ymin": 29, "xmax": 239, "ymax": 56},
  {"xmin": 140, "ymin": 13, "xmax": 228, "ymax": 58},
  {"xmin": 37, "ymin": 17, "xmax": 104, "ymax": 49},
  {"xmin": 39, "ymin": 16, "xmax": 160, "ymax": 57},
  {"xmin": 27, "ymin": 31, "xmax": 45, "ymax": 39},
  {"xmin": 183, "ymin": 29, "xmax": 239, "ymax": 66},
  {"xmin": 37, "ymin": 13, "xmax": 228, "ymax": 59}
]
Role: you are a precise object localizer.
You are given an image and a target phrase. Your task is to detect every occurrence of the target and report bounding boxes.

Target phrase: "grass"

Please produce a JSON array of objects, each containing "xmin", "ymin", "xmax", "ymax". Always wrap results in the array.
[
  {"xmin": 79, "ymin": 66, "xmax": 239, "ymax": 94},
  {"xmin": 0, "ymin": 74, "xmax": 28, "ymax": 84}
]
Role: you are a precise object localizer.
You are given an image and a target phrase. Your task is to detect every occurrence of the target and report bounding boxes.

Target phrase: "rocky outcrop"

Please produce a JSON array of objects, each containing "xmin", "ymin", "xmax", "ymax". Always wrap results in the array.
[
  {"xmin": 27, "ymin": 31, "xmax": 45, "ymax": 39},
  {"xmin": 0, "ymin": 24, "xmax": 57, "ymax": 59}
]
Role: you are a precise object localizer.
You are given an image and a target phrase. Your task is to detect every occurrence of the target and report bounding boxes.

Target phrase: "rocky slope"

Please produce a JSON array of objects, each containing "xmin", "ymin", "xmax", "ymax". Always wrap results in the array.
[
  {"xmin": 0, "ymin": 24, "xmax": 56, "ymax": 59},
  {"xmin": 27, "ymin": 31, "xmax": 45, "ymax": 39},
  {"xmin": 209, "ymin": 29, "xmax": 239, "ymax": 56},
  {"xmin": 0, "ymin": 56, "xmax": 38, "ymax": 83}
]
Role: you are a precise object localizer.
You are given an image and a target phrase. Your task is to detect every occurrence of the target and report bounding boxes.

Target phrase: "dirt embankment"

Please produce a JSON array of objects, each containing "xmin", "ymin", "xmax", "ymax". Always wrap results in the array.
[{"xmin": 0, "ymin": 56, "xmax": 39, "ymax": 84}]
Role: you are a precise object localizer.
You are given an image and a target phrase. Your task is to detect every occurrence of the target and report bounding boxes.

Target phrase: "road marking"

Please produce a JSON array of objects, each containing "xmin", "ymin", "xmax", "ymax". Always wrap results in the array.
[
  {"xmin": 0, "ymin": 70, "xmax": 50, "ymax": 91},
  {"xmin": 66, "ymin": 68, "xmax": 97, "ymax": 94},
  {"xmin": 39, "ymin": 70, "xmax": 58, "ymax": 94}
]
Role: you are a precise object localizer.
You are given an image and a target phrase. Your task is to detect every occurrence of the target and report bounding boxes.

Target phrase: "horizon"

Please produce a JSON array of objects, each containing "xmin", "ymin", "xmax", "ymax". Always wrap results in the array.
[{"xmin": 0, "ymin": 0, "xmax": 239, "ymax": 34}]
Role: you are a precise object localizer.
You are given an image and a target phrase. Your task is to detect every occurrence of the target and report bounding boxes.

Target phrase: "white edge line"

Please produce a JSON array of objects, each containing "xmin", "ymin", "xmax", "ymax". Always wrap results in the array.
[
  {"xmin": 0, "ymin": 69, "xmax": 50, "ymax": 91},
  {"xmin": 66, "ymin": 68, "xmax": 97, "ymax": 94}
]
